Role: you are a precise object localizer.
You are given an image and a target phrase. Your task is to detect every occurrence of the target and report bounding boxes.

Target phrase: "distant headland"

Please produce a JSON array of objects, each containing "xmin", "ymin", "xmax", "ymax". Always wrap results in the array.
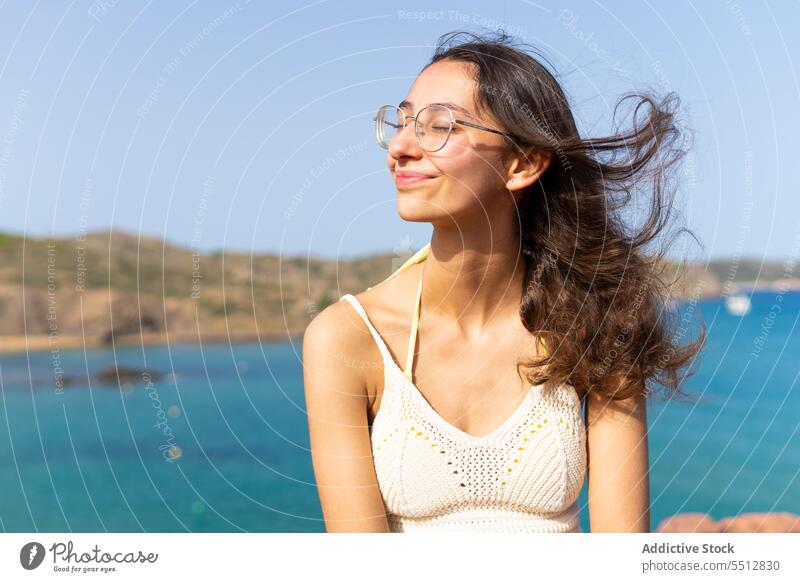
[{"xmin": 0, "ymin": 228, "xmax": 796, "ymax": 355}]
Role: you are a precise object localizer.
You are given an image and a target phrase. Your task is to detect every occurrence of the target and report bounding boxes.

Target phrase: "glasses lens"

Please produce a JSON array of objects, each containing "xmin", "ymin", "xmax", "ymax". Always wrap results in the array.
[
  {"xmin": 416, "ymin": 106, "xmax": 452, "ymax": 151},
  {"xmin": 376, "ymin": 105, "xmax": 403, "ymax": 149}
]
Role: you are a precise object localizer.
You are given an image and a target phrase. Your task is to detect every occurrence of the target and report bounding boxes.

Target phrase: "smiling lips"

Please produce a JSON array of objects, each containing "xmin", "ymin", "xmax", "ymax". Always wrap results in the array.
[{"xmin": 394, "ymin": 171, "xmax": 439, "ymax": 187}]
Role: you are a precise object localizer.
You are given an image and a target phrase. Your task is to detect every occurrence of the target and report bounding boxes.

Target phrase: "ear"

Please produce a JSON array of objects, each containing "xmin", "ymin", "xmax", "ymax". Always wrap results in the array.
[{"xmin": 505, "ymin": 148, "xmax": 553, "ymax": 192}]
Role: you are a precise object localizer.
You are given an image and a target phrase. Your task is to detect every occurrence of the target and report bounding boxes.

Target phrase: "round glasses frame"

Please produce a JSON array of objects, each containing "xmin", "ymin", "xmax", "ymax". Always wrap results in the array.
[{"xmin": 373, "ymin": 104, "xmax": 519, "ymax": 152}]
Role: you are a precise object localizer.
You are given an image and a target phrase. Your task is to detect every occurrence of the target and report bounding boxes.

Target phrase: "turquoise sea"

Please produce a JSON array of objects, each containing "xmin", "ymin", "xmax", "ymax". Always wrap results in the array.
[{"xmin": 0, "ymin": 290, "xmax": 798, "ymax": 532}]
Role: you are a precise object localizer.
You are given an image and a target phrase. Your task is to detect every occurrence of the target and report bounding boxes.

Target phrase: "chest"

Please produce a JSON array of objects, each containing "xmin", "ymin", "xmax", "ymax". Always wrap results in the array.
[{"xmin": 367, "ymin": 327, "xmax": 541, "ymax": 437}]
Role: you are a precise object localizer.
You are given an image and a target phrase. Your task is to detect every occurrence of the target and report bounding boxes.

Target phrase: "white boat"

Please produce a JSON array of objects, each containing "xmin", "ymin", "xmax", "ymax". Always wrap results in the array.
[{"xmin": 725, "ymin": 293, "xmax": 751, "ymax": 316}]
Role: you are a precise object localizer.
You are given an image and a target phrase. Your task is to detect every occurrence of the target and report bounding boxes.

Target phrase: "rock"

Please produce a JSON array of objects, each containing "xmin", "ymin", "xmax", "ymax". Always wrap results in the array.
[
  {"xmin": 719, "ymin": 512, "xmax": 800, "ymax": 533},
  {"xmin": 657, "ymin": 512, "xmax": 800, "ymax": 533},
  {"xmin": 657, "ymin": 513, "xmax": 722, "ymax": 533},
  {"xmin": 57, "ymin": 374, "xmax": 78, "ymax": 387},
  {"xmin": 93, "ymin": 365, "xmax": 163, "ymax": 385}
]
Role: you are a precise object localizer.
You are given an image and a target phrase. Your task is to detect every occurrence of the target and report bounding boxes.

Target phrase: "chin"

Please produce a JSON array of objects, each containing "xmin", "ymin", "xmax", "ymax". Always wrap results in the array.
[
  {"xmin": 396, "ymin": 197, "xmax": 436, "ymax": 222},
  {"xmin": 397, "ymin": 207, "xmax": 432, "ymax": 223}
]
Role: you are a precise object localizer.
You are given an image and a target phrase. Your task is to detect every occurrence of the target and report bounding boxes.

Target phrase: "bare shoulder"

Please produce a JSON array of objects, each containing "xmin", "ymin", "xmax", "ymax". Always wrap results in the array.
[
  {"xmin": 302, "ymin": 295, "xmax": 394, "ymax": 532},
  {"xmin": 303, "ymin": 264, "xmax": 421, "ymax": 397},
  {"xmin": 303, "ymin": 297, "xmax": 359, "ymax": 352},
  {"xmin": 302, "ymin": 297, "xmax": 372, "ymax": 399}
]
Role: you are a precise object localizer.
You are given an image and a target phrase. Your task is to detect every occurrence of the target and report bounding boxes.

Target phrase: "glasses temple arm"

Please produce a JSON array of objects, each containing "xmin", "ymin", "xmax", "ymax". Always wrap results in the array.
[{"xmin": 454, "ymin": 119, "xmax": 516, "ymax": 139}]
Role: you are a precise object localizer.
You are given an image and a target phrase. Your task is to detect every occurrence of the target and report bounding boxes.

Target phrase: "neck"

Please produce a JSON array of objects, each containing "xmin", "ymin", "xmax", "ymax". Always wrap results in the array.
[{"xmin": 423, "ymin": 227, "xmax": 526, "ymax": 331}]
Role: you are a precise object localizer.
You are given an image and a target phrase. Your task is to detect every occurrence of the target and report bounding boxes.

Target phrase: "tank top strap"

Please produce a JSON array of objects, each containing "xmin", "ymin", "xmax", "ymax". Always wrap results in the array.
[
  {"xmin": 342, "ymin": 241, "xmax": 431, "ymax": 383},
  {"xmin": 339, "ymin": 294, "xmax": 394, "ymax": 365}
]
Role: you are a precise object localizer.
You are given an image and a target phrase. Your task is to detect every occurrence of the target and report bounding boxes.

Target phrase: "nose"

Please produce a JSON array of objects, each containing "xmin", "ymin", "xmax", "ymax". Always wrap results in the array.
[{"xmin": 388, "ymin": 120, "xmax": 423, "ymax": 160}]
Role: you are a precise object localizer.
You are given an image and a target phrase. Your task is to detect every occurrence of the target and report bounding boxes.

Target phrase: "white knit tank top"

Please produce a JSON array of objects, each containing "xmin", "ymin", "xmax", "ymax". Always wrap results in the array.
[{"xmin": 339, "ymin": 244, "xmax": 587, "ymax": 533}]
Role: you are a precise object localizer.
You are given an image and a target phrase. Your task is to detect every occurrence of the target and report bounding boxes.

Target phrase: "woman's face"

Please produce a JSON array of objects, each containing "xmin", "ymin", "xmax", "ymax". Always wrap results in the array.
[{"xmin": 387, "ymin": 59, "xmax": 515, "ymax": 224}]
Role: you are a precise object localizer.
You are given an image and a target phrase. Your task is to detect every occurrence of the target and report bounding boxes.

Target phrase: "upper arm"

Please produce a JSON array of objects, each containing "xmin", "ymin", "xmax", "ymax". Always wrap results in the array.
[
  {"xmin": 302, "ymin": 301, "xmax": 389, "ymax": 532},
  {"xmin": 584, "ymin": 387, "xmax": 651, "ymax": 532}
]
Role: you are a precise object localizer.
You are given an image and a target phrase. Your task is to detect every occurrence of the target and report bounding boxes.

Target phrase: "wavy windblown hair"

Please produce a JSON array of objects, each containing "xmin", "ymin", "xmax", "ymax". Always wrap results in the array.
[{"xmin": 427, "ymin": 30, "xmax": 706, "ymax": 403}]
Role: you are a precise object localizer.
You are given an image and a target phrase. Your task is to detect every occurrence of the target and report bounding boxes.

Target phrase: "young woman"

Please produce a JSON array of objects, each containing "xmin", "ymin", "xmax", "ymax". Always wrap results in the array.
[{"xmin": 303, "ymin": 30, "xmax": 704, "ymax": 533}]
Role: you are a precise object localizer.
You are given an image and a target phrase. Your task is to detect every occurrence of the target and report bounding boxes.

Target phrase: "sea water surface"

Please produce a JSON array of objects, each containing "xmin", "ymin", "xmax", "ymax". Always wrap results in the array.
[{"xmin": 0, "ymin": 291, "xmax": 798, "ymax": 532}]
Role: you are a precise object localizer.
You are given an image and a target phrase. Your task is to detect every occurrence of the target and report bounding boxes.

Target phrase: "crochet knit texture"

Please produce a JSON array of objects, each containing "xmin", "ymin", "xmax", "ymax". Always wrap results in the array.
[{"xmin": 340, "ymin": 292, "xmax": 587, "ymax": 533}]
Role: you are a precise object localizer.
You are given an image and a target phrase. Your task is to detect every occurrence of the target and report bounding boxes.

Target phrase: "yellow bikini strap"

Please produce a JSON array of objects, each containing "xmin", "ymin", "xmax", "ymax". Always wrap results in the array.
[
  {"xmin": 365, "ymin": 242, "xmax": 431, "ymax": 291},
  {"xmin": 363, "ymin": 241, "xmax": 548, "ymax": 376},
  {"xmin": 404, "ymin": 267, "xmax": 424, "ymax": 382},
  {"xmin": 364, "ymin": 242, "xmax": 431, "ymax": 381}
]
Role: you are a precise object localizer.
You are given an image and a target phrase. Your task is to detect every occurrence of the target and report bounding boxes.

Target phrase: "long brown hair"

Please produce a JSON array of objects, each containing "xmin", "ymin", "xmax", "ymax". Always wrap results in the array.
[{"xmin": 427, "ymin": 30, "xmax": 706, "ymax": 402}]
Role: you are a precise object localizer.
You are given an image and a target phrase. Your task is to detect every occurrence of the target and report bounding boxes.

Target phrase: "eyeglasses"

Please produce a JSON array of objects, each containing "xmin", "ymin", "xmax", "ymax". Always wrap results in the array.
[{"xmin": 373, "ymin": 104, "xmax": 518, "ymax": 152}]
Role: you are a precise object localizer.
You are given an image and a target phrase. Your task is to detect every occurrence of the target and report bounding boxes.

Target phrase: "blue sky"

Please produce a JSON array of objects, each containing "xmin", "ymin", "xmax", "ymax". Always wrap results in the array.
[{"xmin": 0, "ymin": 0, "xmax": 797, "ymax": 261}]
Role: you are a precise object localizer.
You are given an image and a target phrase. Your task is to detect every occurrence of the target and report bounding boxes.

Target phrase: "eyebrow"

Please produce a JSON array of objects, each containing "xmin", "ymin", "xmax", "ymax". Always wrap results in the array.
[{"xmin": 398, "ymin": 100, "xmax": 477, "ymax": 120}]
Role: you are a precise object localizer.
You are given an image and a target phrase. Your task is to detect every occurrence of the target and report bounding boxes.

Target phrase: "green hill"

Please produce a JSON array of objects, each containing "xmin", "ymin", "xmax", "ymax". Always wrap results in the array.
[{"xmin": 0, "ymin": 228, "xmax": 791, "ymax": 352}]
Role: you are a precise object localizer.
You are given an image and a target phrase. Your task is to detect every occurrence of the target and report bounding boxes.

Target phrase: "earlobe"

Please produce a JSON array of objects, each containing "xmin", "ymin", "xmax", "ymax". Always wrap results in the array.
[{"xmin": 506, "ymin": 177, "xmax": 522, "ymax": 191}]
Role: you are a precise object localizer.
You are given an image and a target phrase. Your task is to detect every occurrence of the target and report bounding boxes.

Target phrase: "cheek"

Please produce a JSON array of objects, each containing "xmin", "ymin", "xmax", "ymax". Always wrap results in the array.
[{"xmin": 436, "ymin": 148, "xmax": 503, "ymax": 200}]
